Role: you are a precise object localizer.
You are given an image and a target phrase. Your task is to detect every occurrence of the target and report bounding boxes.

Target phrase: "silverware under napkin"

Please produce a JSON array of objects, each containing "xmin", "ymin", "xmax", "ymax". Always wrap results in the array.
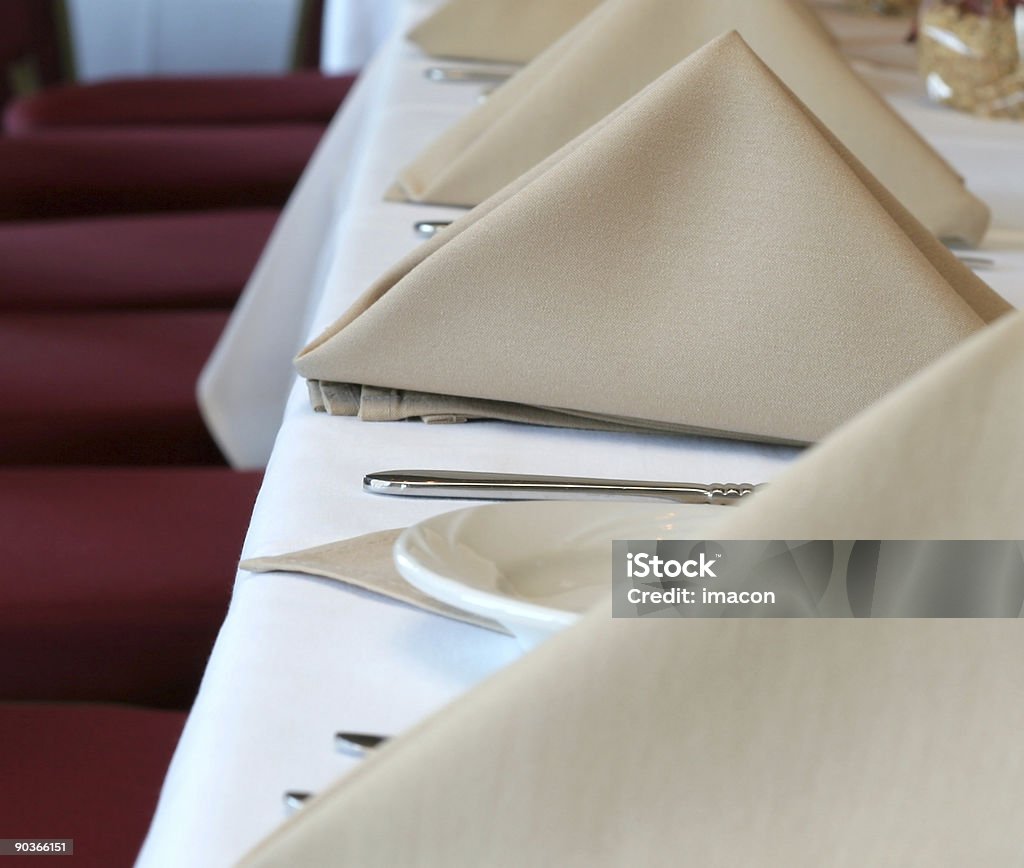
[
  {"xmin": 335, "ymin": 732, "xmax": 389, "ymax": 759},
  {"xmin": 413, "ymin": 220, "xmax": 452, "ymax": 239}
]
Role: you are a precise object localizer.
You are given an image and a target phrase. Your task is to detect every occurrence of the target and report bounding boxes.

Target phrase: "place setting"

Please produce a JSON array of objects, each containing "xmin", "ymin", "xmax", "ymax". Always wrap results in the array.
[
  {"xmin": 125, "ymin": 0, "xmax": 1024, "ymax": 864},
  {"xmin": 238, "ymin": 19, "xmax": 1009, "ymax": 623},
  {"xmin": 10, "ymin": 0, "xmax": 1024, "ymax": 863},
  {"xmin": 242, "ymin": 310, "xmax": 1024, "ymax": 864}
]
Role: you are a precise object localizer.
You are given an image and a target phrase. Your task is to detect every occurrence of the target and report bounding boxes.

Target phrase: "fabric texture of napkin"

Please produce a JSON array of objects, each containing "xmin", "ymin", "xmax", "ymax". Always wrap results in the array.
[
  {"xmin": 240, "ymin": 529, "xmax": 506, "ymax": 634},
  {"xmin": 709, "ymin": 311, "xmax": 1024, "ymax": 539},
  {"xmin": 406, "ymin": 0, "xmax": 603, "ymax": 64},
  {"xmin": 299, "ymin": 33, "xmax": 1010, "ymax": 447},
  {"xmin": 241, "ymin": 317, "xmax": 1024, "ymax": 868},
  {"xmin": 390, "ymin": 0, "xmax": 989, "ymax": 245}
]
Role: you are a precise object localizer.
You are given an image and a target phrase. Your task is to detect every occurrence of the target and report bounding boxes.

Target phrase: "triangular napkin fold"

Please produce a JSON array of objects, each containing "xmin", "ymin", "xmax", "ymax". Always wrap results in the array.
[
  {"xmin": 298, "ymin": 34, "xmax": 1009, "ymax": 447},
  {"xmin": 709, "ymin": 310, "xmax": 1024, "ymax": 539},
  {"xmin": 240, "ymin": 530, "xmax": 507, "ymax": 634},
  {"xmin": 392, "ymin": 0, "xmax": 988, "ymax": 245},
  {"xmin": 243, "ymin": 319, "xmax": 1024, "ymax": 868},
  {"xmin": 406, "ymin": 0, "xmax": 603, "ymax": 64}
]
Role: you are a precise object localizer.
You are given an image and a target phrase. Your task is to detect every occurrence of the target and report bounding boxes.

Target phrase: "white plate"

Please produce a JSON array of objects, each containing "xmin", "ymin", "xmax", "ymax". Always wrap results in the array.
[{"xmin": 394, "ymin": 501, "xmax": 718, "ymax": 649}]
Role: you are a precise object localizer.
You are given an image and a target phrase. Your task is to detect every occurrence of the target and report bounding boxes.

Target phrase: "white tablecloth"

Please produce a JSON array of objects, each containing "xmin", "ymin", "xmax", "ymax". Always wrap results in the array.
[{"xmin": 144, "ymin": 4, "xmax": 1024, "ymax": 866}]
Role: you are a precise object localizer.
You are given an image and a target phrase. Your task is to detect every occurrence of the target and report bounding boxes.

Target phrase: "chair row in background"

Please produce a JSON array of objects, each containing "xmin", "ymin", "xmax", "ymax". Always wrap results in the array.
[{"xmin": 1, "ymin": 2, "xmax": 356, "ymax": 864}]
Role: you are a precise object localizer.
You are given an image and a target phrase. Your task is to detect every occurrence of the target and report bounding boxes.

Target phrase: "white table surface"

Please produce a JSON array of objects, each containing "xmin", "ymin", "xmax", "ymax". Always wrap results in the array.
[{"xmin": 143, "ymin": 4, "xmax": 1024, "ymax": 866}]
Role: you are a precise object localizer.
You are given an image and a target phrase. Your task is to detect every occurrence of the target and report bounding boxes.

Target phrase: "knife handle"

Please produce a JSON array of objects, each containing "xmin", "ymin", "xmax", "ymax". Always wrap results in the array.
[
  {"xmin": 423, "ymin": 66, "xmax": 513, "ymax": 84},
  {"xmin": 363, "ymin": 470, "xmax": 761, "ymax": 506},
  {"xmin": 414, "ymin": 220, "xmax": 452, "ymax": 239}
]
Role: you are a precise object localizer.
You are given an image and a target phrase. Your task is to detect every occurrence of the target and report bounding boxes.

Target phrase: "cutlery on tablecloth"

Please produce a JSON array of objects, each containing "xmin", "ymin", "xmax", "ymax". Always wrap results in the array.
[
  {"xmin": 281, "ymin": 735, "xmax": 389, "ymax": 815},
  {"xmin": 335, "ymin": 732, "xmax": 389, "ymax": 758},
  {"xmin": 943, "ymin": 241, "xmax": 996, "ymax": 271},
  {"xmin": 364, "ymin": 470, "xmax": 761, "ymax": 505},
  {"xmin": 414, "ymin": 220, "xmax": 452, "ymax": 239},
  {"xmin": 283, "ymin": 791, "xmax": 312, "ymax": 814},
  {"xmin": 951, "ymin": 253, "xmax": 995, "ymax": 271},
  {"xmin": 423, "ymin": 66, "xmax": 513, "ymax": 84}
]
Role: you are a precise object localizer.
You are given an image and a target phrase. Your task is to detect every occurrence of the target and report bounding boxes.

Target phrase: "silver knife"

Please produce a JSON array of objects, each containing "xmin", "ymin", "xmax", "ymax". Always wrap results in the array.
[
  {"xmin": 953, "ymin": 254, "xmax": 995, "ymax": 271},
  {"xmin": 283, "ymin": 791, "xmax": 312, "ymax": 814},
  {"xmin": 414, "ymin": 220, "xmax": 452, "ymax": 239},
  {"xmin": 334, "ymin": 732, "xmax": 388, "ymax": 759},
  {"xmin": 364, "ymin": 470, "xmax": 760, "ymax": 506},
  {"xmin": 423, "ymin": 66, "xmax": 513, "ymax": 84}
]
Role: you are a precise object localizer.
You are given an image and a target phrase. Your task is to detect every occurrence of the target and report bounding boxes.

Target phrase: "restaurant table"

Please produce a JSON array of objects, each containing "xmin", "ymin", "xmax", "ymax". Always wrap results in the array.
[{"xmin": 140, "ymin": 3, "xmax": 1024, "ymax": 866}]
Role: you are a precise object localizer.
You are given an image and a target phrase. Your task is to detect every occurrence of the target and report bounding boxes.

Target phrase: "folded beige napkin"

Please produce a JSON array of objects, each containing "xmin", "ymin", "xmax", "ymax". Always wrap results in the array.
[
  {"xmin": 390, "ymin": 0, "xmax": 989, "ymax": 245},
  {"xmin": 240, "ymin": 529, "xmax": 506, "ymax": 634},
  {"xmin": 299, "ymin": 33, "xmax": 1009, "ymax": 447},
  {"xmin": 407, "ymin": 0, "xmax": 603, "ymax": 64},
  {"xmin": 241, "ymin": 319, "xmax": 1024, "ymax": 868},
  {"xmin": 711, "ymin": 311, "xmax": 1024, "ymax": 539}
]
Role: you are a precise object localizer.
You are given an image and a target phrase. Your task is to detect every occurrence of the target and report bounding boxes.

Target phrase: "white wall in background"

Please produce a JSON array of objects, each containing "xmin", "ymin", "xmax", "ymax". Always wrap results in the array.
[{"xmin": 67, "ymin": 0, "xmax": 304, "ymax": 81}]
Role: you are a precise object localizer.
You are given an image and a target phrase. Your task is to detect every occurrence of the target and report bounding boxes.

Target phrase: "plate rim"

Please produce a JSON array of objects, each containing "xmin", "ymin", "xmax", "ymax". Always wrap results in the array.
[
  {"xmin": 393, "ymin": 500, "xmax": 716, "ymax": 635},
  {"xmin": 394, "ymin": 508, "xmax": 583, "ymax": 630}
]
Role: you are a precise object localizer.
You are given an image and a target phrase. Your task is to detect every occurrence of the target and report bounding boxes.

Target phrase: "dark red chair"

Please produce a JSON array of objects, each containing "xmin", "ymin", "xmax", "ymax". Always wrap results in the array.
[
  {"xmin": 0, "ymin": 311, "xmax": 228, "ymax": 465},
  {"xmin": 0, "ymin": 702, "xmax": 186, "ymax": 868},
  {"xmin": 0, "ymin": 208, "xmax": 278, "ymax": 312},
  {"xmin": 0, "ymin": 7, "xmax": 321, "ymax": 861},
  {"xmin": 0, "ymin": 467, "xmax": 261, "ymax": 708},
  {"xmin": 4, "ymin": 72, "xmax": 355, "ymax": 134},
  {"xmin": 0, "ymin": 126, "xmax": 324, "ymax": 221}
]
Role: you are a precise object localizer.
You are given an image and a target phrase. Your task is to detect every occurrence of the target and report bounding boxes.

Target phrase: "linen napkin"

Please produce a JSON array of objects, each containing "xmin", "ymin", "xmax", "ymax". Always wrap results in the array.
[
  {"xmin": 406, "ymin": 0, "xmax": 603, "ymax": 64},
  {"xmin": 299, "ymin": 33, "xmax": 1010, "ymax": 447},
  {"xmin": 390, "ymin": 0, "xmax": 989, "ymax": 245},
  {"xmin": 240, "ymin": 320, "xmax": 1024, "ymax": 868},
  {"xmin": 709, "ymin": 310, "xmax": 1024, "ymax": 539},
  {"xmin": 240, "ymin": 529, "xmax": 506, "ymax": 634}
]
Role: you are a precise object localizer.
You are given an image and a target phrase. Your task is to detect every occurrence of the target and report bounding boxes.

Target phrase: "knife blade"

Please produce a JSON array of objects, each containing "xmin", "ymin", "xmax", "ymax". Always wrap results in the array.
[
  {"xmin": 364, "ymin": 470, "xmax": 761, "ymax": 506},
  {"xmin": 423, "ymin": 66, "xmax": 514, "ymax": 84},
  {"xmin": 414, "ymin": 219, "xmax": 452, "ymax": 239},
  {"xmin": 334, "ymin": 732, "xmax": 388, "ymax": 759}
]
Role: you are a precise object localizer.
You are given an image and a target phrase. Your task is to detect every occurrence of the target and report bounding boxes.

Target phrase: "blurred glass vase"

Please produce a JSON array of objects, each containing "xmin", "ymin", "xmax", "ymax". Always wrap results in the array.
[{"xmin": 918, "ymin": 0, "xmax": 1024, "ymax": 118}]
